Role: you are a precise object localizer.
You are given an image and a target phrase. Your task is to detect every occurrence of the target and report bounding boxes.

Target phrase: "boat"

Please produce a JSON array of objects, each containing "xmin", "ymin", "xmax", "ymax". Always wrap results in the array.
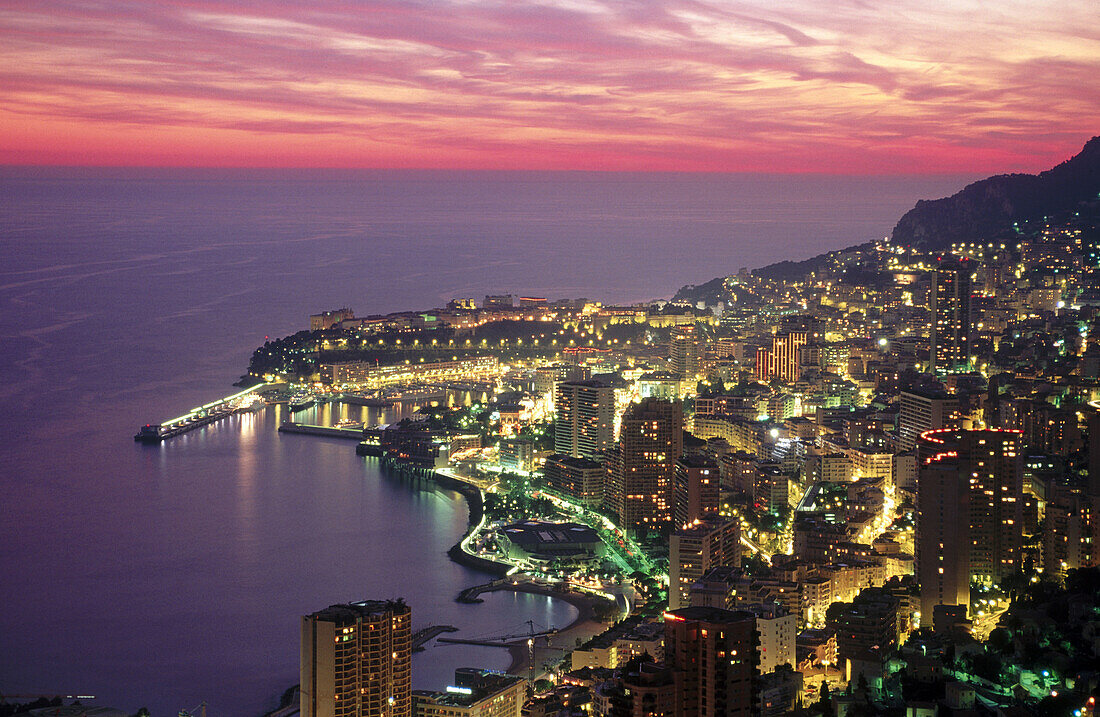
[
  {"xmin": 335, "ymin": 418, "xmax": 364, "ymax": 429},
  {"xmin": 134, "ymin": 424, "xmax": 164, "ymax": 442},
  {"xmin": 289, "ymin": 393, "xmax": 315, "ymax": 411}
]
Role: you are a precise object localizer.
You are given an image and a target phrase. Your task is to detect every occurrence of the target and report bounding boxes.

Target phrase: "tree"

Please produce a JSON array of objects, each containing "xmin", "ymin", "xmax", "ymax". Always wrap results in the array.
[
  {"xmin": 817, "ymin": 682, "xmax": 831, "ymax": 714},
  {"xmin": 987, "ymin": 627, "xmax": 1013, "ymax": 656}
]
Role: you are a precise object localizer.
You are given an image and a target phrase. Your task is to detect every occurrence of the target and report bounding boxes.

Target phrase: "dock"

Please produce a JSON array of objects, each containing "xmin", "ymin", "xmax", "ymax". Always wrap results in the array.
[
  {"xmin": 411, "ymin": 624, "xmax": 458, "ymax": 651},
  {"xmin": 134, "ymin": 384, "xmax": 268, "ymax": 443},
  {"xmin": 457, "ymin": 578, "xmax": 509, "ymax": 604},
  {"xmin": 277, "ymin": 422, "xmax": 365, "ymax": 440},
  {"xmin": 340, "ymin": 394, "xmax": 394, "ymax": 408},
  {"xmin": 436, "ymin": 636, "xmax": 519, "ymax": 648}
]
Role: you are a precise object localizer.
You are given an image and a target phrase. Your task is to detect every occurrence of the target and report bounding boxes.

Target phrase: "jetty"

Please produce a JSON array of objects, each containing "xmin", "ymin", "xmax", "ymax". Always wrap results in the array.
[
  {"xmin": 277, "ymin": 422, "xmax": 364, "ymax": 440},
  {"xmin": 134, "ymin": 384, "xmax": 268, "ymax": 443},
  {"xmin": 411, "ymin": 624, "xmax": 458, "ymax": 651}
]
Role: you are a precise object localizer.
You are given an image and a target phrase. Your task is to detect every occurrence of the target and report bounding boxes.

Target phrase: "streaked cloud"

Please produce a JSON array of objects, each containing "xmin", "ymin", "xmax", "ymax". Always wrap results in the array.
[{"xmin": 0, "ymin": 0, "xmax": 1095, "ymax": 171}]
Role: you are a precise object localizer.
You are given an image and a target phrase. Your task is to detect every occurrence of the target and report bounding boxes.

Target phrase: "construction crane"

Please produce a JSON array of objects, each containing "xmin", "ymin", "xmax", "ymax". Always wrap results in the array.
[
  {"xmin": 493, "ymin": 620, "xmax": 556, "ymax": 690},
  {"xmin": 179, "ymin": 701, "xmax": 207, "ymax": 717}
]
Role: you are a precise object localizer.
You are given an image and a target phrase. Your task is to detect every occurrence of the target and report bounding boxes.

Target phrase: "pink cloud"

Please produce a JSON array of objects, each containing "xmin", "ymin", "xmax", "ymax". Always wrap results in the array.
[{"xmin": 0, "ymin": 0, "xmax": 1095, "ymax": 171}]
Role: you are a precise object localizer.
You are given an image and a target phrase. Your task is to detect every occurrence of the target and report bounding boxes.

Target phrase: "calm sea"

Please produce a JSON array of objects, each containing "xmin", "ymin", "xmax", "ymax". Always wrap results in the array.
[{"xmin": 0, "ymin": 169, "xmax": 973, "ymax": 713}]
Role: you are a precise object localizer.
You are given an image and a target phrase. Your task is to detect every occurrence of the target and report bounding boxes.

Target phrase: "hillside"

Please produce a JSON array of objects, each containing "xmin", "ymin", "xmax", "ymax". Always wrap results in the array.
[
  {"xmin": 890, "ymin": 136, "xmax": 1100, "ymax": 251},
  {"xmin": 672, "ymin": 136, "xmax": 1100, "ymax": 302}
]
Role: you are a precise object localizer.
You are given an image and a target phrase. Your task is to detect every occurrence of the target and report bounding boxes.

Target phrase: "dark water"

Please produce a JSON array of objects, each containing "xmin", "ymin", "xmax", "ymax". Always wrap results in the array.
[{"xmin": 0, "ymin": 169, "xmax": 973, "ymax": 713}]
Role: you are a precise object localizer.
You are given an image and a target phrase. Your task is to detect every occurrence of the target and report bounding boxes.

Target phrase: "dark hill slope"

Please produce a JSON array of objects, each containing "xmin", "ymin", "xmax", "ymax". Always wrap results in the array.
[{"xmin": 890, "ymin": 136, "xmax": 1100, "ymax": 251}]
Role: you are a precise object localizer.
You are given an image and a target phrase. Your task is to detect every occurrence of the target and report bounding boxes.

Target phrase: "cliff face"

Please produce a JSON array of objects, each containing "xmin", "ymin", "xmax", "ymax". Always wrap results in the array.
[{"xmin": 891, "ymin": 136, "xmax": 1100, "ymax": 250}]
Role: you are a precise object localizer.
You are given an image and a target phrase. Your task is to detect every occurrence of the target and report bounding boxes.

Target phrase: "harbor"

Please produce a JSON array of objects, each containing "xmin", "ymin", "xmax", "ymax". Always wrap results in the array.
[{"xmin": 134, "ymin": 384, "xmax": 270, "ymax": 443}]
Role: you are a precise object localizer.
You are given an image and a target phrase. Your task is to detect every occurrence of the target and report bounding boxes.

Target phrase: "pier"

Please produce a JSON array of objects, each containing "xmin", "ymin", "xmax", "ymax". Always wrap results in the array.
[
  {"xmin": 277, "ymin": 422, "xmax": 365, "ymax": 440},
  {"xmin": 340, "ymin": 394, "xmax": 393, "ymax": 408},
  {"xmin": 134, "ymin": 384, "xmax": 268, "ymax": 443},
  {"xmin": 410, "ymin": 624, "xmax": 458, "ymax": 651}
]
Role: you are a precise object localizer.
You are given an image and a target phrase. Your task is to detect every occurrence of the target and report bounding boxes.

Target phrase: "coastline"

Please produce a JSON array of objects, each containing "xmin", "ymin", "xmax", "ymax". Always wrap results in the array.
[
  {"xmin": 424, "ymin": 467, "xmax": 617, "ymax": 676},
  {"xmin": 482, "ymin": 582, "xmax": 610, "ymax": 678}
]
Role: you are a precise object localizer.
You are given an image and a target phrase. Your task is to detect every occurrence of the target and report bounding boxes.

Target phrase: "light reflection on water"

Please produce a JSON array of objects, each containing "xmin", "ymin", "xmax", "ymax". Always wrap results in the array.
[
  {"xmin": 0, "ymin": 171, "xmax": 964, "ymax": 714},
  {"xmin": 0, "ymin": 404, "xmax": 575, "ymax": 714}
]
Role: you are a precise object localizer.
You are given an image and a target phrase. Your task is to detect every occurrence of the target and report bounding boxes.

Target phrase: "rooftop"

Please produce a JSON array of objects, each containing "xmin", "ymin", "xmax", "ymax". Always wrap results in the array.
[{"xmin": 502, "ymin": 520, "xmax": 601, "ymax": 548}]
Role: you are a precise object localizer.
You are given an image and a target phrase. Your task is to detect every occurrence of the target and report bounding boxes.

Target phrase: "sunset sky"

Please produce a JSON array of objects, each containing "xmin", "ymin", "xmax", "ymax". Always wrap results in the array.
[{"xmin": 1, "ymin": 0, "xmax": 1097, "ymax": 172}]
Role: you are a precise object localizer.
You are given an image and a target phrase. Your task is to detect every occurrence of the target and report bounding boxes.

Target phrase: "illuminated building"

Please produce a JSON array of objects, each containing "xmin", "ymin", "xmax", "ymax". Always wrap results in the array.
[
  {"xmin": 544, "ymin": 454, "xmax": 605, "ymax": 508},
  {"xmin": 930, "ymin": 261, "xmax": 973, "ymax": 375},
  {"xmin": 498, "ymin": 437, "xmax": 533, "ymax": 472},
  {"xmin": 898, "ymin": 388, "xmax": 958, "ymax": 452},
  {"xmin": 301, "ymin": 599, "xmax": 412, "ymax": 717},
  {"xmin": 311, "ymin": 307, "xmax": 355, "ymax": 331},
  {"xmin": 673, "ymin": 455, "xmax": 720, "ymax": 525},
  {"xmin": 669, "ymin": 324, "xmax": 701, "ymax": 380},
  {"xmin": 669, "ymin": 515, "xmax": 740, "ymax": 610},
  {"xmin": 413, "ymin": 668, "xmax": 524, "ymax": 717},
  {"xmin": 826, "ymin": 587, "xmax": 901, "ymax": 683},
  {"xmin": 1043, "ymin": 481, "xmax": 1091, "ymax": 576},
  {"xmin": 747, "ymin": 603, "xmax": 796, "ymax": 674},
  {"xmin": 803, "ymin": 453, "xmax": 853, "ymax": 484},
  {"xmin": 664, "ymin": 606, "xmax": 757, "ymax": 717},
  {"xmin": 606, "ymin": 398, "xmax": 683, "ymax": 530},
  {"xmin": 915, "ymin": 429, "xmax": 1023, "ymax": 625},
  {"xmin": 755, "ymin": 332, "xmax": 809, "ymax": 383},
  {"xmin": 554, "ymin": 380, "xmax": 614, "ymax": 460},
  {"xmin": 607, "ymin": 658, "xmax": 677, "ymax": 717},
  {"xmin": 753, "ymin": 463, "xmax": 789, "ymax": 515},
  {"xmin": 322, "ymin": 356, "xmax": 500, "ymax": 387}
]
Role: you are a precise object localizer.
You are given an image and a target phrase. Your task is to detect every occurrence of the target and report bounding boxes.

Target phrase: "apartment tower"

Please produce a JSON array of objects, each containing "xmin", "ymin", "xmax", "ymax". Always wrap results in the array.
[
  {"xmin": 301, "ymin": 599, "xmax": 412, "ymax": 717},
  {"xmin": 606, "ymin": 398, "xmax": 684, "ymax": 530},
  {"xmin": 916, "ymin": 429, "xmax": 1023, "ymax": 625},
  {"xmin": 554, "ymin": 379, "xmax": 614, "ymax": 460},
  {"xmin": 664, "ymin": 606, "xmax": 757, "ymax": 717},
  {"xmin": 930, "ymin": 261, "xmax": 973, "ymax": 375}
]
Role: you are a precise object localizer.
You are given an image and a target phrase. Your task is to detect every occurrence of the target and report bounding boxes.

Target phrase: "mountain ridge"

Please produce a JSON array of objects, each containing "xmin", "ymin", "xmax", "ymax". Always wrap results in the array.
[
  {"xmin": 890, "ymin": 135, "xmax": 1100, "ymax": 251},
  {"xmin": 672, "ymin": 136, "xmax": 1100, "ymax": 304}
]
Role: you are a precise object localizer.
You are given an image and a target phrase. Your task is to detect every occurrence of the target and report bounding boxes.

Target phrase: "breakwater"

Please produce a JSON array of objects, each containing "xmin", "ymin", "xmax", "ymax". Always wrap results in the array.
[
  {"xmin": 134, "ymin": 384, "xmax": 269, "ymax": 443},
  {"xmin": 277, "ymin": 422, "xmax": 364, "ymax": 440}
]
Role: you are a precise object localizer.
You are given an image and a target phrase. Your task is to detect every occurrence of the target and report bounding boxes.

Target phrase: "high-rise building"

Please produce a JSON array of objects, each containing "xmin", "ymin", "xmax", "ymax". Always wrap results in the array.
[
  {"xmin": 826, "ymin": 587, "xmax": 901, "ymax": 682},
  {"xmin": 412, "ymin": 668, "xmax": 525, "ymax": 717},
  {"xmin": 1088, "ymin": 407, "xmax": 1100, "ymax": 564},
  {"xmin": 898, "ymin": 388, "xmax": 958, "ymax": 451},
  {"xmin": 669, "ymin": 515, "xmax": 741, "ymax": 610},
  {"xmin": 544, "ymin": 454, "xmax": 605, "ymax": 508},
  {"xmin": 606, "ymin": 658, "xmax": 677, "ymax": 717},
  {"xmin": 916, "ymin": 429, "xmax": 1024, "ymax": 625},
  {"xmin": 754, "ymin": 346, "xmax": 772, "ymax": 382},
  {"xmin": 554, "ymin": 380, "xmax": 614, "ymax": 460},
  {"xmin": 772, "ymin": 332, "xmax": 808, "ymax": 383},
  {"xmin": 930, "ymin": 261, "xmax": 973, "ymax": 375},
  {"xmin": 673, "ymin": 455, "xmax": 720, "ymax": 526},
  {"xmin": 664, "ymin": 606, "xmax": 757, "ymax": 717},
  {"xmin": 301, "ymin": 599, "xmax": 412, "ymax": 717},
  {"xmin": 669, "ymin": 324, "xmax": 701, "ymax": 380},
  {"xmin": 1043, "ymin": 481, "xmax": 1092, "ymax": 576},
  {"xmin": 755, "ymin": 332, "xmax": 809, "ymax": 383},
  {"xmin": 606, "ymin": 398, "xmax": 684, "ymax": 529},
  {"xmin": 752, "ymin": 463, "xmax": 789, "ymax": 515},
  {"xmin": 746, "ymin": 603, "xmax": 796, "ymax": 674},
  {"xmin": 1090, "ymin": 407, "xmax": 1100, "ymax": 499}
]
